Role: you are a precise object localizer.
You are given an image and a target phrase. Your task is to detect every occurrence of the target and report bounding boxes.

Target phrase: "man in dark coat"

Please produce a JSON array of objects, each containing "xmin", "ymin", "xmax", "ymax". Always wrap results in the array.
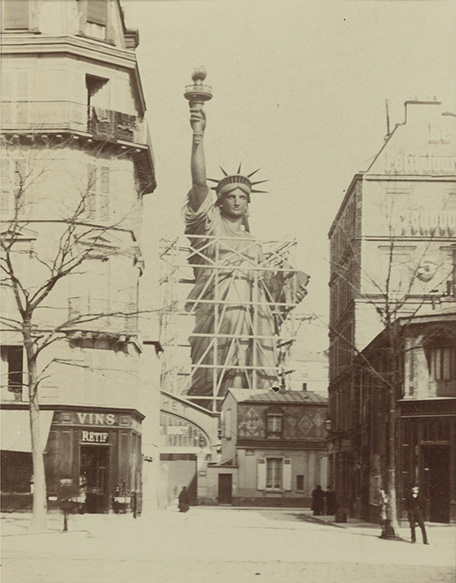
[
  {"xmin": 178, "ymin": 486, "xmax": 190, "ymax": 513},
  {"xmin": 405, "ymin": 485, "xmax": 429, "ymax": 544},
  {"xmin": 311, "ymin": 485, "xmax": 325, "ymax": 516}
]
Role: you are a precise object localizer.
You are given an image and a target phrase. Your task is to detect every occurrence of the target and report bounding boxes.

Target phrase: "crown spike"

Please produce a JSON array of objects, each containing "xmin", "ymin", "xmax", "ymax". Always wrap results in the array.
[
  {"xmin": 247, "ymin": 168, "xmax": 261, "ymax": 178},
  {"xmin": 251, "ymin": 189, "xmax": 268, "ymax": 194},
  {"xmin": 219, "ymin": 166, "xmax": 228, "ymax": 176},
  {"xmin": 237, "ymin": 162, "xmax": 242, "ymax": 174},
  {"xmin": 207, "ymin": 178, "xmax": 219, "ymax": 183},
  {"xmin": 251, "ymin": 179, "xmax": 269, "ymax": 186}
]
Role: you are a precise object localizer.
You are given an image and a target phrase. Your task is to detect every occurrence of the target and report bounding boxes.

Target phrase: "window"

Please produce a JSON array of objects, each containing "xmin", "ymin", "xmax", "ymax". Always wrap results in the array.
[
  {"xmin": 296, "ymin": 475, "xmax": 304, "ymax": 491},
  {"xmin": 1, "ymin": 452, "xmax": 32, "ymax": 493},
  {"xmin": 429, "ymin": 347, "xmax": 456, "ymax": 381},
  {"xmin": 86, "ymin": 75, "xmax": 110, "ymax": 110},
  {"xmin": 86, "ymin": 164, "xmax": 110, "ymax": 221},
  {"xmin": 257, "ymin": 457, "xmax": 292, "ymax": 491},
  {"xmin": 87, "ymin": 0, "xmax": 107, "ymax": 25},
  {"xmin": 86, "ymin": 0, "xmax": 107, "ymax": 40},
  {"xmin": 3, "ymin": 0, "xmax": 30, "ymax": 30},
  {"xmin": 266, "ymin": 407, "xmax": 283, "ymax": 439},
  {"xmin": 266, "ymin": 458, "xmax": 282, "ymax": 489},
  {"xmin": 1, "ymin": 345, "xmax": 24, "ymax": 396},
  {"xmin": 1, "ymin": 70, "xmax": 29, "ymax": 125},
  {"xmin": 1, "ymin": 158, "xmax": 28, "ymax": 217}
]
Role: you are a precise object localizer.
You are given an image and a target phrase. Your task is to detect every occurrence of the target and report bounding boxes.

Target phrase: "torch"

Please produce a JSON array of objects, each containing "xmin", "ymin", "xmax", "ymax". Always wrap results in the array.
[{"xmin": 184, "ymin": 67, "xmax": 212, "ymax": 142}]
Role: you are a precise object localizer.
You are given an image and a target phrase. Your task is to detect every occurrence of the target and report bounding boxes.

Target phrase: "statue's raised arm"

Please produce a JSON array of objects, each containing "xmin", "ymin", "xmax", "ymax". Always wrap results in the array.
[
  {"xmin": 189, "ymin": 106, "xmax": 208, "ymax": 211},
  {"xmin": 184, "ymin": 67, "xmax": 213, "ymax": 212}
]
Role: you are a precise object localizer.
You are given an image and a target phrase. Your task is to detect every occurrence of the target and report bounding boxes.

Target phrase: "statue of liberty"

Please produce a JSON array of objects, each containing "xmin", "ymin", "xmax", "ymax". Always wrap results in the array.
[{"xmin": 183, "ymin": 69, "xmax": 309, "ymax": 410}]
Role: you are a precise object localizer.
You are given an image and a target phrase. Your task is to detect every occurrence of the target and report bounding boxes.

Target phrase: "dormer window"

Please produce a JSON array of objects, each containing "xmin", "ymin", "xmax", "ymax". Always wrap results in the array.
[
  {"xmin": 3, "ymin": 0, "xmax": 30, "ymax": 30},
  {"xmin": 266, "ymin": 407, "xmax": 283, "ymax": 439},
  {"xmin": 86, "ymin": 0, "xmax": 107, "ymax": 40}
]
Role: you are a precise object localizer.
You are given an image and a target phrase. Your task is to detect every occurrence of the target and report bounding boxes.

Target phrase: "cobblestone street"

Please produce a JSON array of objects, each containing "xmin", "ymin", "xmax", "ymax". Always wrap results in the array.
[{"xmin": 2, "ymin": 507, "xmax": 455, "ymax": 583}]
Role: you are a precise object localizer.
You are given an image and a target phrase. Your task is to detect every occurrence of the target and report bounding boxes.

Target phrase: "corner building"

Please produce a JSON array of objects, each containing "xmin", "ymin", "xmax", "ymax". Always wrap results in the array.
[
  {"xmin": 1, "ymin": 0, "xmax": 158, "ymax": 513},
  {"xmin": 327, "ymin": 101, "xmax": 456, "ymax": 519}
]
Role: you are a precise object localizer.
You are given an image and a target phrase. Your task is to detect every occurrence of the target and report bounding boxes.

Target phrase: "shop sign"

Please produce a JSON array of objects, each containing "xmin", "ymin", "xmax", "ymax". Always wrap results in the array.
[
  {"xmin": 74, "ymin": 412, "xmax": 117, "ymax": 426},
  {"xmin": 81, "ymin": 430, "xmax": 109, "ymax": 444},
  {"xmin": 384, "ymin": 152, "xmax": 456, "ymax": 175}
]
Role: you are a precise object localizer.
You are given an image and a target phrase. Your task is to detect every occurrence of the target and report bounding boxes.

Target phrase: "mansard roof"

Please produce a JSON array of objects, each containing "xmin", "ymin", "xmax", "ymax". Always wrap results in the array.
[{"xmin": 227, "ymin": 388, "xmax": 327, "ymax": 405}]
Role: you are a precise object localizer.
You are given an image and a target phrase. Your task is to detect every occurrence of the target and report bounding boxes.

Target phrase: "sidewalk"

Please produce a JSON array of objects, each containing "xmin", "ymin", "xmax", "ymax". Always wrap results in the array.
[
  {"xmin": 2, "ymin": 507, "xmax": 455, "ymax": 543},
  {"xmin": 294, "ymin": 509, "xmax": 456, "ymax": 543}
]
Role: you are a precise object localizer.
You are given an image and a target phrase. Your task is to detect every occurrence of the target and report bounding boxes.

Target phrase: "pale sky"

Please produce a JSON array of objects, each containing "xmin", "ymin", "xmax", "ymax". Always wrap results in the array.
[{"xmin": 124, "ymin": 0, "xmax": 456, "ymax": 348}]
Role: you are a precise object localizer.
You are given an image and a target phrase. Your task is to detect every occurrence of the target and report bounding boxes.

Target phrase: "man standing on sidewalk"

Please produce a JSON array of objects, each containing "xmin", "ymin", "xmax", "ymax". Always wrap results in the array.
[{"xmin": 405, "ymin": 485, "xmax": 429, "ymax": 545}]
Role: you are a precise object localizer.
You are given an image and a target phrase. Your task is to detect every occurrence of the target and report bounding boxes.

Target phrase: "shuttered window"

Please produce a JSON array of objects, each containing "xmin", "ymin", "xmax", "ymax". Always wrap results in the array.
[
  {"xmin": 87, "ymin": 0, "xmax": 107, "ymax": 25},
  {"xmin": 3, "ymin": 0, "xmax": 30, "ymax": 30},
  {"xmin": 257, "ymin": 458, "xmax": 266, "ymax": 490},
  {"xmin": 266, "ymin": 458, "xmax": 282, "ymax": 489},
  {"xmin": 1, "ymin": 158, "xmax": 28, "ymax": 217},
  {"xmin": 86, "ymin": 163, "xmax": 110, "ymax": 222}
]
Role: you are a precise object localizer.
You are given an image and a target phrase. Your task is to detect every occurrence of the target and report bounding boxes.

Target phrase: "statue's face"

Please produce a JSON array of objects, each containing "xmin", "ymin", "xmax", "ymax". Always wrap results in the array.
[{"xmin": 219, "ymin": 188, "xmax": 249, "ymax": 218}]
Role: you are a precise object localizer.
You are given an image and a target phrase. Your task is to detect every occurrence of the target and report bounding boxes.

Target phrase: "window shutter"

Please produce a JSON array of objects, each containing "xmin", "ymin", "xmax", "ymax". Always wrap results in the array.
[
  {"xmin": 99, "ymin": 166, "xmax": 110, "ymax": 221},
  {"xmin": 87, "ymin": 164, "xmax": 97, "ymax": 219},
  {"xmin": 1, "ymin": 159, "xmax": 11, "ymax": 215},
  {"xmin": 283, "ymin": 458, "xmax": 292, "ymax": 491},
  {"xmin": 257, "ymin": 458, "xmax": 266, "ymax": 490},
  {"xmin": 87, "ymin": 0, "xmax": 107, "ymax": 25},
  {"xmin": 4, "ymin": 0, "xmax": 30, "ymax": 29}
]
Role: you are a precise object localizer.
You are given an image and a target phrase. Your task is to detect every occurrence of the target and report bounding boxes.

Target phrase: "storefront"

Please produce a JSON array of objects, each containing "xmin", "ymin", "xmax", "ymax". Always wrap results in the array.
[
  {"xmin": 1, "ymin": 405, "xmax": 144, "ymax": 514},
  {"xmin": 399, "ymin": 399, "xmax": 456, "ymax": 523}
]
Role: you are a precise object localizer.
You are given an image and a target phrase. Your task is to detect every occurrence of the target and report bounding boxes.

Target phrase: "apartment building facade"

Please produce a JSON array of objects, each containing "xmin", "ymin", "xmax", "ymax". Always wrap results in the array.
[{"xmin": 1, "ymin": 0, "xmax": 159, "ymax": 513}]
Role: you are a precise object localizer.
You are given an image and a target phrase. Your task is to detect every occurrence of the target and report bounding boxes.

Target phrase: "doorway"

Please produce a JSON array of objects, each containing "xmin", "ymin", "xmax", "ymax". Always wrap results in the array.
[
  {"xmin": 422, "ymin": 445, "xmax": 450, "ymax": 523},
  {"xmin": 218, "ymin": 474, "xmax": 232, "ymax": 504},
  {"xmin": 80, "ymin": 446, "xmax": 110, "ymax": 513}
]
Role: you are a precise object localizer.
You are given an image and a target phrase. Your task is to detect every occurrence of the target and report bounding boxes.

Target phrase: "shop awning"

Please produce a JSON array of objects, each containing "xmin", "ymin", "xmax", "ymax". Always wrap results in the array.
[{"xmin": 1, "ymin": 409, "xmax": 54, "ymax": 453}]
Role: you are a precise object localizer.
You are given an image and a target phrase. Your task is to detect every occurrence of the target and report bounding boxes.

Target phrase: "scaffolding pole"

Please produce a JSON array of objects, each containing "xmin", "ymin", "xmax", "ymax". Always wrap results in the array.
[{"xmin": 159, "ymin": 234, "xmax": 302, "ymax": 413}]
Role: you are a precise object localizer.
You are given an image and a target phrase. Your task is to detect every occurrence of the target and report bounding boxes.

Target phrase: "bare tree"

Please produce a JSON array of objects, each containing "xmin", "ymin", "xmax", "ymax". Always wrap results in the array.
[{"xmin": 1, "ymin": 136, "xmax": 148, "ymax": 530}]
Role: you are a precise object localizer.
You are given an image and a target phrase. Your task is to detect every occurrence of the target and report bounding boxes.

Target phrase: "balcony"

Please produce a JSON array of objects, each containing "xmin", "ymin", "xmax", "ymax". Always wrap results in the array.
[
  {"xmin": 68, "ymin": 297, "xmax": 138, "ymax": 337},
  {"xmin": 1, "ymin": 101, "xmax": 150, "ymax": 147}
]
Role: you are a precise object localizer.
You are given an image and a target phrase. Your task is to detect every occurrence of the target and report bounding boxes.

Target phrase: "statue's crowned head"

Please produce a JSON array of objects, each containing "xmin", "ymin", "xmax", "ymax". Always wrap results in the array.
[{"xmin": 208, "ymin": 165, "xmax": 268, "ymax": 203}]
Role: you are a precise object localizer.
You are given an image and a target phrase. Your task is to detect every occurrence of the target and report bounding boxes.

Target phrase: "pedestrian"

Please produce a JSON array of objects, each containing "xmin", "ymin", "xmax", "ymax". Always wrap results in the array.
[
  {"xmin": 311, "ymin": 484, "xmax": 324, "ymax": 516},
  {"xmin": 379, "ymin": 489, "xmax": 392, "ymax": 538},
  {"xmin": 178, "ymin": 486, "xmax": 190, "ymax": 513},
  {"xmin": 405, "ymin": 485, "xmax": 429, "ymax": 545},
  {"xmin": 324, "ymin": 485, "xmax": 339, "ymax": 515},
  {"xmin": 57, "ymin": 478, "xmax": 76, "ymax": 532},
  {"xmin": 75, "ymin": 473, "xmax": 87, "ymax": 514}
]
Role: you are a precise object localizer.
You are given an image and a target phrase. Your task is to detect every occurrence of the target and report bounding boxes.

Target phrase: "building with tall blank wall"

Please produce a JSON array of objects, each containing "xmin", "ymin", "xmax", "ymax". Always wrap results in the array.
[
  {"xmin": 1, "ymin": 0, "xmax": 160, "ymax": 514},
  {"xmin": 327, "ymin": 100, "xmax": 456, "ymax": 520}
]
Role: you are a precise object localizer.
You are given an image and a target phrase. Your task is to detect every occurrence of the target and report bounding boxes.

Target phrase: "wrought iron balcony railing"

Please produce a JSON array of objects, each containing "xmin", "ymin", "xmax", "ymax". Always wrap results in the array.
[{"xmin": 1, "ymin": 101, "xmax": 150, "ymax": 146}]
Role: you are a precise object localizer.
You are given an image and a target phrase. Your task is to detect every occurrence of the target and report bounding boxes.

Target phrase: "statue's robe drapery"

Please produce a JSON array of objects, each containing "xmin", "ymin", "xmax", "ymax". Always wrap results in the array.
[{"xmin": 184, "ymin": 188, "xmax": 308, "ymax": 407}]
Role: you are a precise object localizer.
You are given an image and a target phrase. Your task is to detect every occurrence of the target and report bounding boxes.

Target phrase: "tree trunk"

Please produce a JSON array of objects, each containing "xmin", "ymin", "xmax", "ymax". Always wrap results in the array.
[
  {"xmin": 24, "ymin": 325, "xmax": 48, "ymax": 531},
  {"xmin": 386, "ymin": 367, "xmax": 400, "ymax": 536}
]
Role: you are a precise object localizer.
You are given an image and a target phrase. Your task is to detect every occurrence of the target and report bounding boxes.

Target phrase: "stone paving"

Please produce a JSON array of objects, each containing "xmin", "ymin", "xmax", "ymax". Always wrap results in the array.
[{"xmin": 2, "ymin": 507, "xmax": 455, "ymax": 583}]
